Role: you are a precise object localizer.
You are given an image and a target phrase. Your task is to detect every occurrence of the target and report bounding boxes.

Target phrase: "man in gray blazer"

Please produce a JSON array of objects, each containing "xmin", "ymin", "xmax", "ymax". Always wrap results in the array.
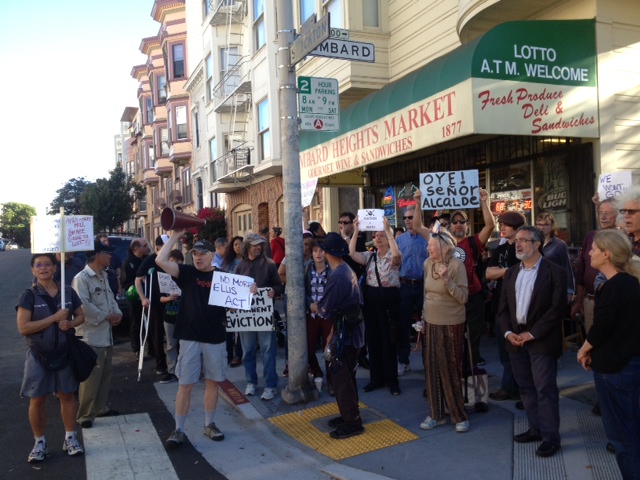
[{"xmin": 498, "ymin": 225, "xmax": 567, "ymax": 458}]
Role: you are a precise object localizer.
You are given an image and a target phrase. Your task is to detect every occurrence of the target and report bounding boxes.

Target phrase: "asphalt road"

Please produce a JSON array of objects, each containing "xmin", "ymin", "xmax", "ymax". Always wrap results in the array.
[{"xmin": 0, "ymin": 249, "xmax": 225, "ymax": 479}]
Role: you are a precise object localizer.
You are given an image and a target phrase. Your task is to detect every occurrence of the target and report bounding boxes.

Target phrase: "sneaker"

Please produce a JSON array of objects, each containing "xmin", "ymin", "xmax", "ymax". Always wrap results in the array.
[
  {"xmin": 397, "ymin": 363, "xmax": 410, "ymax": 376},
  {"xmin": 420, "ymin": 416, "xmax": 446, "ymax": 430},
  {"xmin": 244, "ymin": 383, "xmax": 256, "ymax": 396},
  {"xmin": 455, "ymin": 420, "xmax": 470, "ymax": 433},
  {"xmin": 261, "ymin": 387, "xmax": 277, "ymax": 401},
  {"xmin": 62, "ymin": 435, "xmax": 84, "ymax": 456},
  {"xmin": 327, "ymin": 416, "xmax": 346, "ymax": 428},
  {"xmin": 330, "ymin": 424, "xmax": 364, "ymax": 439},
  {"xmin": 314, "ymin": 377, "xmax": 323, "ymax": 392},
  {"xmin": 28, "ymin": 440, "xmax": 48, "ymax": 463},
  {"xmin": 160, "ymin": 373, "xmax": 178, "ymax": 384},
  {"xmin": 203, "ymin": 422, "xmax": 224, "ymax": 441},
  {"xmin": 165, "ymin": 429, "xmax": 185, "ymax": 448}
]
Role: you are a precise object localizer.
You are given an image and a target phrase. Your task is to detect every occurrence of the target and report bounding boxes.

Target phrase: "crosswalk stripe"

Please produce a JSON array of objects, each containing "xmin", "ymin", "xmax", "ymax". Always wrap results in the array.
[{"xmin": 83, "ymin": 413, "xmax": 178, "ymax": 480}]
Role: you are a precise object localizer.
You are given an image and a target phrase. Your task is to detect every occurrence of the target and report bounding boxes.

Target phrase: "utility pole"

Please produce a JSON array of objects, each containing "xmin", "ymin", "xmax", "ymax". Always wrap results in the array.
[{"xmin": 277, "ymin": 0, "xmax": 318, "ymax": 404}]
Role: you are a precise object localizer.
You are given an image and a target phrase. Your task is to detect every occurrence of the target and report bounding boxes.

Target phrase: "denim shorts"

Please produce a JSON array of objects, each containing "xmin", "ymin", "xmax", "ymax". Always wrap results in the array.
[{"xmin": 176, "ymin": 340, "xmax": 227, "ymax": 385}]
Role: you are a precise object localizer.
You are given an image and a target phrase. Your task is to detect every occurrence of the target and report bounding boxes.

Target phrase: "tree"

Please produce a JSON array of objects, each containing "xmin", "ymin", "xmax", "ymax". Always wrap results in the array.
[
  {"xmin": 182, "ymin": 207, "xmax": 227, "ymax": 248},
  {"xmin": 79, "ymin": 166, "xmax": 145, "ymax": 232},
  {"xmin": 49, "ymin": 177, "xmax": 91, "ymax": 215},
  {"xmin": 0, "ymin": 202, "xmax": 37, "ymax": 247}
]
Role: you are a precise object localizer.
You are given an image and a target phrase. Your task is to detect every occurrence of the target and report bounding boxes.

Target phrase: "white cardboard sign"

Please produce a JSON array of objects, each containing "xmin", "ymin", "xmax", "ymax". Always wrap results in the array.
[
  {"xmin": 209, "ymin": 271, "xmax": 254, "ymax": 310},
  {"xmin": 357, "ymin": 209, "xmax": 385, "ymax": 231},
  {"xmin": 598, "ymin": 171, "xmax": 632, "ymax": 201},
  {"xmin": 419, "ymin": 170, "xmax": 480, "ymax": 210},
  {"xmin": 225, "ymin": 288, "xmax": 274, "ymax": 332},
  {"xmin": 301, "ymin": 177, "xmax": 319, "ymax": 208},
  {"xmin": 31, "ymin": 215, "xmax": 94, "ymax": 254},
  {"xmin": 157, "ymin": 272, "xmax": 181, "ymax": 296}
]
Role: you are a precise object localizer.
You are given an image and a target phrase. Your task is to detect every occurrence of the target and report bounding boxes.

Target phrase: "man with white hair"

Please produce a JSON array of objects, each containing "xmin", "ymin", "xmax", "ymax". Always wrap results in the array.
[{"xmin": 618, "ymin": 185, "xmax": 640, "ymax": 257}]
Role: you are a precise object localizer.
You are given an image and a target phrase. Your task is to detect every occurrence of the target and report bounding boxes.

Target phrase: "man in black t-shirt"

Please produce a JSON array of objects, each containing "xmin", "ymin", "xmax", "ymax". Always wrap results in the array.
[{"xmin": 156, "ymin": 231, "xmax": 228, "ymax": 448}]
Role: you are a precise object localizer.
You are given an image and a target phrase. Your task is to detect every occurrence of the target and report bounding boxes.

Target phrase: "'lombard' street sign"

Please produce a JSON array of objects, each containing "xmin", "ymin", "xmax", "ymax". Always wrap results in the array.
[
  {"xmin": 290, "ymin": 14, "xmax": 330, "ymax": 66},
  {"xmin": 310, "ymin": 38, "xmax": 375, "ymax": 63}
]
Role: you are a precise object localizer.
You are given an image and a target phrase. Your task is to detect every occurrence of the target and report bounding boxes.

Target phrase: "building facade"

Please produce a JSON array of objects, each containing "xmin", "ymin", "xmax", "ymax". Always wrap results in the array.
[{"xmin": 124, "ymin": 0, "xmax": 640, "ymax": 245}]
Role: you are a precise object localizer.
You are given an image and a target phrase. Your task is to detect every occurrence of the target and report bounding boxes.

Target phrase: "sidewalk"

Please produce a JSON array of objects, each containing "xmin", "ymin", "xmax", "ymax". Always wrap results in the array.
[{"xmin": 155, "ymin": 334, "xmax": 622, "ymax": 480}]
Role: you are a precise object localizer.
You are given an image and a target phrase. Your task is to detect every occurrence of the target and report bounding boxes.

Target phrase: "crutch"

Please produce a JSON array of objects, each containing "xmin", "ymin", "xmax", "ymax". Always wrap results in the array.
[{"xmin": 137, "ymin": 268, "xmax": 154, "ymax": 382}]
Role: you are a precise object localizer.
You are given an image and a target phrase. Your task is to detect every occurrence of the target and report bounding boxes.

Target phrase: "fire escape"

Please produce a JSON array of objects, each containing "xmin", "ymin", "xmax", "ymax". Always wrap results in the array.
[{"xmin": 210, "ymin": 0, "xmax": 253, "ymax": 186}]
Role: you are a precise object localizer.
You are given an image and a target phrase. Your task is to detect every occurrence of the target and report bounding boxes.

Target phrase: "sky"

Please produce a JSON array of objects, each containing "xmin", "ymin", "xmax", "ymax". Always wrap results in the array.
[{"xmin": 0, "ymin": 0, "xmax": 160, "ymax": 215}]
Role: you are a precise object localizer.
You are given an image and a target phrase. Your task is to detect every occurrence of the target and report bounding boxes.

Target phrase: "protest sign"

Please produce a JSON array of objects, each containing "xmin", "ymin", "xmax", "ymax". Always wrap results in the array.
[
  {"xmin": 598, "ymin": 171, "xmax": 632, "ymax": 200},
  {"xmin": 157, "ymin": 272, "xmax": 181, "ymax": 296},
  {"xmin": 419, "ymin": 170, "xmax": 480, "ymax": 210},
  {"xmin": 31, "ymin": 215, "xmax": 94, "ymax": 254},
  {"xmin": 301, "ymin": 177, "xmax": 319, "ymax": 208},
  {"xmin": 357, "ymin": 209, "xmax": 385, "ymax": 231},
  {"xmin": 209, "ymin": 271, "xmax": 254, "ymax": 310},
  {"xmin": 226, "ymin": 288, "xmax": 274, "ymax": 332}
]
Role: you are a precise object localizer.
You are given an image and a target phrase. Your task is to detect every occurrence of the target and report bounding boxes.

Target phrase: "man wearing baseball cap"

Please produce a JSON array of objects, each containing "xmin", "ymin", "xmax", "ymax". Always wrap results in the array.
[
  {"xmin": 73, "ymin": 240, "xmax": 123, "ymax": 428},
  {"xmin": 156, "ymin": 232, "xmax": 228, "ymax": 448},
  {"xmin": 448, "ymin": 188, "xmax": 495, "ymax": 366},
  {"xmin": 310, "ymin": 232, "xmax": 365, "ymax": 439},
  {"xmin": 486, "ymin": 211, "xmax": 526, "ymax": 402},
  {"xmin": 234, "ymin": 232, "xmax": 283, "ymax": 401}
]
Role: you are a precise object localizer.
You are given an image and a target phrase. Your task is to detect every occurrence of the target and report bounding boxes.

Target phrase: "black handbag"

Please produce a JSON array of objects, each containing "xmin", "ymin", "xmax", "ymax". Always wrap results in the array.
[{"xmin": 66, "ymin": 331, "xmax": 97, "ymax": 382}]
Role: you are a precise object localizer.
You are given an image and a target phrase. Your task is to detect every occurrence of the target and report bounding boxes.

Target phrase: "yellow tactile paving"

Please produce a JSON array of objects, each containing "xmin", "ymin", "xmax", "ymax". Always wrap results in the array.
[{"xmin": 269, "ymin": 403, "xmax": 419, "ymax": 460}]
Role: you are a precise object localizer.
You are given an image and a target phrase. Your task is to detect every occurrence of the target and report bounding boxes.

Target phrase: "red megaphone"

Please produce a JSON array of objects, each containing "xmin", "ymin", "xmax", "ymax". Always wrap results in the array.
[{"xmin": 160, "ymin": 208, "xmax": 207, "ymax": 231}]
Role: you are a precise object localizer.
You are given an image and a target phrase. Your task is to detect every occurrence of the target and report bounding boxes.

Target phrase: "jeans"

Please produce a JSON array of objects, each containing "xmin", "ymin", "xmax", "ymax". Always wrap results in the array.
[
  {"xmin": 239, "ymin": 330, "xmax": 278, "ymax": 389},
  {"xmin": 398, "ymin": 283, "xmax": 423, "ymax": 365},
  {"xmin": 594, "ymin": 357, "xmax": 640, "ymax": 480}
]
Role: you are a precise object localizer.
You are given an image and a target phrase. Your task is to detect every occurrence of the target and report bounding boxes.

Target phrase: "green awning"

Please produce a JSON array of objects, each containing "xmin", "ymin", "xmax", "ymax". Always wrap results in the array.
[{"xmin": 300, "ymin": 19, "xmax": 596, "ymax": 152}]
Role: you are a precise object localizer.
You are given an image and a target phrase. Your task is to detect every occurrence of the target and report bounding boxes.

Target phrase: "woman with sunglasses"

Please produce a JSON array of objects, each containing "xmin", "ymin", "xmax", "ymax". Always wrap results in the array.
[
  {"xmin": 411, "ymin": 195, "xmax": 470, "ymax": 432},
  {"xmin": 349, "ymin": 216, "xmax": 403, "ymax": 396},
  {"xmin": 17, "ymin": 254, "xmax": 86, "ymax": 462}
]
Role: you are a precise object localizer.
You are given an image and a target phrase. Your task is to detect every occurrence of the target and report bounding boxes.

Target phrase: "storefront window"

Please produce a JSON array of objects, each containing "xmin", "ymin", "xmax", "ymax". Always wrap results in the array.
[{"xmin": 489, "ymin": 162, "xmax": 533, "ymax": 239}]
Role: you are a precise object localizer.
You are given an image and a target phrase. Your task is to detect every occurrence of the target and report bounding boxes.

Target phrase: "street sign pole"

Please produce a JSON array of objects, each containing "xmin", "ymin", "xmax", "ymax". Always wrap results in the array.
[{"xmin": 277, "ymin": 0, "xmax": 318, "ymax": 404}]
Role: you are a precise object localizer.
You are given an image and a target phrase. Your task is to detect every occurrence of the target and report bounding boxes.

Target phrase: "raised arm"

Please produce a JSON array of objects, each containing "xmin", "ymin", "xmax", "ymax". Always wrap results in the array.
[
  {"xmin": 348, "ymin": 217, "xmax": 366, "ymax": 265},
  {"xmin": 412, "ymin": 190, "xmax": 432, "ymax": 240},
  {"xmin": 385, "ymin": 217, "xmax": 402, "ymax": 266},
  {"xmin": 156, "ymin": 230, "xmax": 183, "ymax": 278},
  {"xmin": 477, "ymin": 188, "xmax": 496, "ymax": 246}
]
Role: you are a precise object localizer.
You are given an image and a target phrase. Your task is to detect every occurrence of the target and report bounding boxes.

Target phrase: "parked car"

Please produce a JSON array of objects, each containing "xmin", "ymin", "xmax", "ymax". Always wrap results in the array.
[
  {"xmin": 7, "ymin": 242, "xmax": 19, "ymax": 250},
  {"xmin": 0, "ymin": 240, "xmax": 5, "ymax": 251}
]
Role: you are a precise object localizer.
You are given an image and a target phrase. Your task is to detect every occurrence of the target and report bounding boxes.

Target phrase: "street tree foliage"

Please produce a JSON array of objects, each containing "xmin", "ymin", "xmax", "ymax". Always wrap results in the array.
[
  {"xmin": 78, "ymin": 166, "xmax": 145, "ymax": 232},
  {"xmin": 49, "ymin": 177, "xmax": 91, "ymax": 215},
  {"xmin": 182, "ymin": 207, "xmax": 227, "ymax": 248},
  {"xmin": 0, "ymin": 202, "xmax": 37, "ymax": 247}
]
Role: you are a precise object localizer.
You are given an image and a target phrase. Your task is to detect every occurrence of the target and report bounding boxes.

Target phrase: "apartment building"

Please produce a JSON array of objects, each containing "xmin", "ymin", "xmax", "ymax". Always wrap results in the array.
[
  {"xmin": 125, "ymin": 0, "xmax": 639, "ymax": 244},
  {"xmin": 127, "ymin": 0, "xmax": 194, "ymax": 240}
]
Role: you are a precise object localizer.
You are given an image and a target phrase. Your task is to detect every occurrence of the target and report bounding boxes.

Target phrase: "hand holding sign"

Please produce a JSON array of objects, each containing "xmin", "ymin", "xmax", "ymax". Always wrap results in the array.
[
  {"xmin": 209, "ymin": 271, "xmax": 254, "ymax": 311},
  {"xmin": 357, "ymin": 209, "xmax": 385, "ymax": 231}
]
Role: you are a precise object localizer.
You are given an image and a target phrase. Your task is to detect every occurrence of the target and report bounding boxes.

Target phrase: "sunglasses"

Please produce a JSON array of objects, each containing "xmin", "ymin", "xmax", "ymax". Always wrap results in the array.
[
  {"xmin": 338, "ymin": 221, "xmax": 352, "ymax": 225},
  {"xmin": 403, "ymin": 216, "xmax": 413, "ymax": 220},
  {"xmin": 620, "ymin": 209, "xmax": 640, "ymax": 215},
  {"xmin": 451, "ymin": 220, "xmax": 467, "ymax": 225},
  {"xmin": 33, "ymin": 263, "xmax": 53, "ymax": 269}
]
